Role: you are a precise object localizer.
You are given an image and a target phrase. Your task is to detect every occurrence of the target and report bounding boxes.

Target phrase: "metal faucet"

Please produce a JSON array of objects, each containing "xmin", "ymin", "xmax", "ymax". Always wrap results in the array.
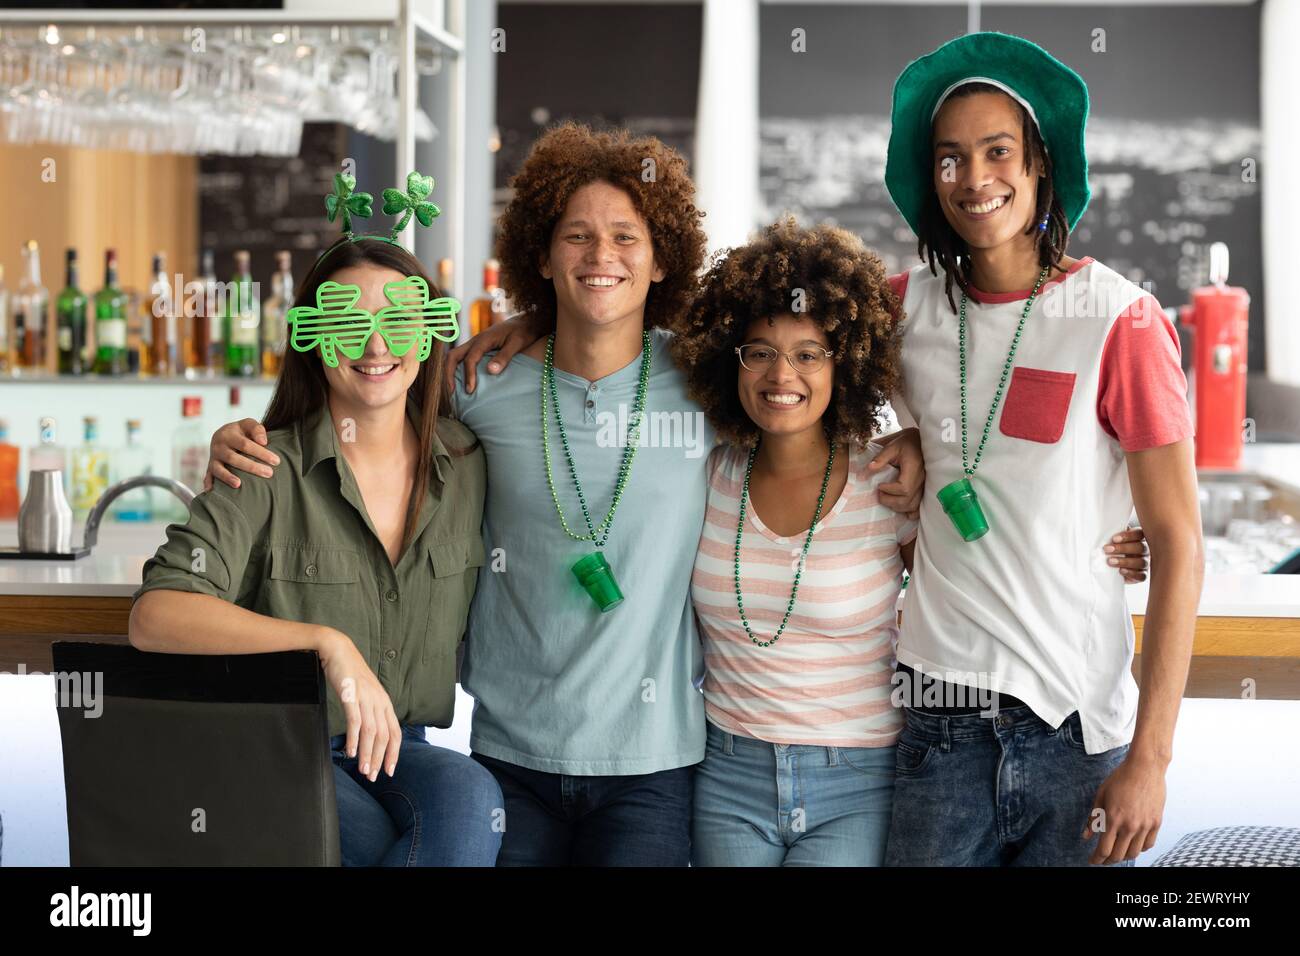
[{"xmin": 82, "ymin": 476, "xmax": 197, "ymax": 552}]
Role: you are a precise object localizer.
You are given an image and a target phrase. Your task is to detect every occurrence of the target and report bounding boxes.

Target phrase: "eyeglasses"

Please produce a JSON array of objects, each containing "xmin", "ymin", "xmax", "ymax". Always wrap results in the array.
[{"xmin": 734, "ymin": 344, "xmax": 834, "ymax": 374}]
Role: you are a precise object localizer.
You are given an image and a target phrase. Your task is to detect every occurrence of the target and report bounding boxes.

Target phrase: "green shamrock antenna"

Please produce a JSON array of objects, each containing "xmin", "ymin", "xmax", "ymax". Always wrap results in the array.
[
  {"xmin": 382, "ymin": 171, "xmax": 442, "ymax": 240},
  {"xmin": 293, "ymin": 169, "xmax": 461, "ymax": 368},
  {"xmin": 325, "ymin": 173, "xmax": 374, "ymax": 237}
]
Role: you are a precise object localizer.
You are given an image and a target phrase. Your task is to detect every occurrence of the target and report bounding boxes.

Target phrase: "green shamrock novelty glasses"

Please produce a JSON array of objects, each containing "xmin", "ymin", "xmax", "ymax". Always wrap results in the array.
[
  {"xmin": 292, "ymin": 169, "xmax": 461, "ymax": 366},
  {"xmin": 286, "ymin": 276, "xmax": 460, "ymax": 368}
]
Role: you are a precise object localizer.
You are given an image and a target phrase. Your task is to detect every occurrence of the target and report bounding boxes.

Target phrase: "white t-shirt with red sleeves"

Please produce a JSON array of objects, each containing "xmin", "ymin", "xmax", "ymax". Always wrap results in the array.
[{"xmin": 888, "ymin": 256, "xmax": 1193, "ymax": 754}]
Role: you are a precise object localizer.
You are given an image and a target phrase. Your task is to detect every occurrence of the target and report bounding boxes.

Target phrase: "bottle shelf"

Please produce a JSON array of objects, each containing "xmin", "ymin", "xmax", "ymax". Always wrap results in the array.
[{"xmin": 0, "ymin": 373, "xmax": 278, "ymax": 387}]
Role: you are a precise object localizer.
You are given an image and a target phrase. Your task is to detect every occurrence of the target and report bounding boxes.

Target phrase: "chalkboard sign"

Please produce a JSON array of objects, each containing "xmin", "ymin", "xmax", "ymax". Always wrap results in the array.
[{"xmin": 493, "ymin": 3, "xmax": 1263, "ymax": 367}]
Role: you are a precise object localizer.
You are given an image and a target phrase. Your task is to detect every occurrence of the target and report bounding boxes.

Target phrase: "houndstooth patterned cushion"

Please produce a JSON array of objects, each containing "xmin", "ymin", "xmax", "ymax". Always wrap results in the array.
[{"xmin": 1154, "ymin": 826, "xmax": 1300, "ymax": 866}]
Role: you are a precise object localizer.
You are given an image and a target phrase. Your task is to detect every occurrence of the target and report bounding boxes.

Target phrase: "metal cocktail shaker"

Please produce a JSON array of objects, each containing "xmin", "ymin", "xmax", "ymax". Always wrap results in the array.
[{"xmin": 18, "ymin": 469, "xmax": 74, "ymax": 554}]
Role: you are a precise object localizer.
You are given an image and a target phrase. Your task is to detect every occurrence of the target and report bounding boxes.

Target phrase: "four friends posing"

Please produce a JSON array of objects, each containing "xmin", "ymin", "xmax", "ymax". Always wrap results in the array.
[{"xmin": 134, "ymin": 32, "xmax": 1198, "ymax": 867}]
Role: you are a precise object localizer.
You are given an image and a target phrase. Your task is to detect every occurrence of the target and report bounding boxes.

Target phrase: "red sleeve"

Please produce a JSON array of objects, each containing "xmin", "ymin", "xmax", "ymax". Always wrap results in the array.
[
  {"xmin": 887, "ymin": 271, "xmax": 915, "ymax": 429},
  {"xmin": 1096, "ymin": 294, "xmax": 1193, "ymax": 452},
  {"xmin": 888, "ymin": 271, "xmax": 909, "ymax": 310}
]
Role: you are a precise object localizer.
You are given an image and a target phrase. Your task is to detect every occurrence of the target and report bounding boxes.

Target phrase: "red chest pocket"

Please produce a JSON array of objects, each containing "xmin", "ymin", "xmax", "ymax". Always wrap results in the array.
[{"xmin": 999, "ymin": 366, "xmax": 1077, "ymax": 443}]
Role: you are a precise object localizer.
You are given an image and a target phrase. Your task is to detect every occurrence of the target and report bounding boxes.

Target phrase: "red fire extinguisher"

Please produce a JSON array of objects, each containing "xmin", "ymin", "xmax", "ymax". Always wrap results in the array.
[{"xmin": 1178, "ymin": 242, "xmax": 1250, "ymax": 470}]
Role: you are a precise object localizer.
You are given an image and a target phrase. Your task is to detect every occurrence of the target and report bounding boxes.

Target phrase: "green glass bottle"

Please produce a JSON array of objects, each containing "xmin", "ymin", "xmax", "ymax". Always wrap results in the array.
[
  {"xmin": 92, "ymin": 249, "xmax": 128, "ymax": 376},
  {"xmin": 56, "ymin": 248, "xmax": 87, "ymax": 375},
  {"xmin": 223, "ymin": 250, "xmax": 260, "ymax": 377}
]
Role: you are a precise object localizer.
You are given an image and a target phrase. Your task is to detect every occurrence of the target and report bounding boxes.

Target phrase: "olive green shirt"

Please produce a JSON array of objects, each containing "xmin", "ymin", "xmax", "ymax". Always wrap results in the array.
[{"xmin": 134, "ymin": 404, "xmax": 486, "ymax": 737}]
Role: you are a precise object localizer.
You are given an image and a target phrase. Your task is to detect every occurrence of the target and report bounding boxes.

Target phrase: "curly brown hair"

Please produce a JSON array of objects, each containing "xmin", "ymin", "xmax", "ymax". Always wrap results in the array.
[
  {"xmin": 495, "ymin": 121, "xmax": 708, "ymax": 332},
  {"xmin": 670, "ymin": 217, "xmax": 903, "ymax": 447}
]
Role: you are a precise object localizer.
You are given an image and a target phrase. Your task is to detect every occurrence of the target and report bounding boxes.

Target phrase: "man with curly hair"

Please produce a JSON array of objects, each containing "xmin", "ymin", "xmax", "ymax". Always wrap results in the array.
[{"xmin": 442, "ymin": 123, "xmax": 927, "ymax": 865}]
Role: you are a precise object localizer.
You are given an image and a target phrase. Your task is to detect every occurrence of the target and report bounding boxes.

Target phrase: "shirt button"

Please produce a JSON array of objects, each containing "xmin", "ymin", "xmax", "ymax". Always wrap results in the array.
[
  {"xmin": 384, "ymin": 648, "xmax": 397, "ymax": 662},
  {"xmin": 586, "ymin": 399, "xmax": 595, "ymax": 408},
  {"xmin": 304, "ymin": 564, "xmax": 318, "ymax": 577},
  {"xmin": 385, "ymin": 588, "xmax": 398, "ymax": 602}
]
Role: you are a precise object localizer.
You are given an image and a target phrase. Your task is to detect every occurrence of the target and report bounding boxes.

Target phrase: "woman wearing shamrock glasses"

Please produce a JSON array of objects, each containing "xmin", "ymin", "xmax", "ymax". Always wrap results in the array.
[{"xmin": 130, "ymin": 231, "xmax": 504, "ymax": 867}]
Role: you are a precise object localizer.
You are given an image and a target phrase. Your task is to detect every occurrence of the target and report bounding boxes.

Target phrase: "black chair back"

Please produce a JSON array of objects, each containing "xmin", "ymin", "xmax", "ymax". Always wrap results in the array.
[{"xmin": 52, "ymin": 642, "xmax": 339, "ymax": 866}]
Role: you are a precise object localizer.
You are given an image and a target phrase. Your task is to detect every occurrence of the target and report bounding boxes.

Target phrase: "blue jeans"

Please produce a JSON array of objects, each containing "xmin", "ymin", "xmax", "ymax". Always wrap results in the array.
[
  {"xmin": 884, "ymin": 706, "xmax": 1133, "ymax": 866},
  {"xmin": 693, "ymin": 722, "xmax": 896, "ymax": 866},
  {"xmin": 329, "ymin": 725, "xmax": 503, "ymax": 866},
  {"xmin": 471, "ymin": 752, "xmax": 693, "ymax": 866}
]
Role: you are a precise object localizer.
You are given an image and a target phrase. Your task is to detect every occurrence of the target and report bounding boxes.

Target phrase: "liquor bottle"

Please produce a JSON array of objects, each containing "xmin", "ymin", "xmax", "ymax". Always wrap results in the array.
[
  {"xmin": 223, "ymin": 250, "xmax": 260, "ymax": 377},
  {"xmin": 143, "ymin": 252, "xmax": 174, "ymax": 376},
  {"xmin": 469, "ymin": 258, "xmax": 506, "ymax": 336},
  {"xmin": 111, "ymin": 419, "xmax": 154, "ymax": 522},
  {"xmin": 437, "ymin": 258, "xmax": 454, "ymax": 295},
  {"xmin": 203, "ymin": 250, "xmax": 223, "ymax": 374},
  {"xmin": 28, "ymin": 416, "xmax": 69, "ymax": 497},
  {"xmin": 183, "ymin": 249, "xmax": 216, "ymax": 377},
  {"xmin": 260, "ymin": 250, "xmax": 293, "ymax": 377},
  {"xmin": 13, "ymin": 240, "xmax": 50, "ymax": 372},
  {"xmin": 172, "ymin": 396, "xmax": 207, "ymax": 516},
  {"xmin": 0, "ymin": 419, "xmax": 19, "ymax": 519},
  {"xmin": 56, "ymin": 248, "xmax": 88, "ymax": 375},
  {"xmin": 0, "ymin": 264, "xmax": 11, "ymax": 373},
  {"xmin": 92, "ymin": 249, "xmax": 128, "ymax": 376},
  {"xmin": 71, "ymin": 416, "xmax": 111, "ymax": 519}
]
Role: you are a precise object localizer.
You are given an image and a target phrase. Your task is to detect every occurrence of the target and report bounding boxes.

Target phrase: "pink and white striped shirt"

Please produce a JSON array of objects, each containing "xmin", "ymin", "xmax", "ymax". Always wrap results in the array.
[{"xmin": 691, "ymin": 441, "xmax": 918, "ymax": 748}]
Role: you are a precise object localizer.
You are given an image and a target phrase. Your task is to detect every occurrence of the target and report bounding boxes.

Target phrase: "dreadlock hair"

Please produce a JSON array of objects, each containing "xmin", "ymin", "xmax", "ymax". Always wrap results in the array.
[{"xmin": 916, "ymin": 81, "xmax": 1071, "ymax": 313}]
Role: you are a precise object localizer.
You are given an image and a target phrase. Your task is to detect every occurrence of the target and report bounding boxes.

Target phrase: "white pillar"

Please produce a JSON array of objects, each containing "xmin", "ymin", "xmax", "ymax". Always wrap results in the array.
[
  {"xmin": 1262, "ymin": 0, "xmax": 1300, "ymax": 385},
  {"xmin": 694, "ymin": 0, "xmax": 760, "ymax": 255}
]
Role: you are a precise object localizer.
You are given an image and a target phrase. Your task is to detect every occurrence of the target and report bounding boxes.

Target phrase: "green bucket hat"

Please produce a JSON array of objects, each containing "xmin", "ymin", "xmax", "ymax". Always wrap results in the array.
[{"xmin": 884, "ymin": 31, "xmax": 1091, "ymax": 236}]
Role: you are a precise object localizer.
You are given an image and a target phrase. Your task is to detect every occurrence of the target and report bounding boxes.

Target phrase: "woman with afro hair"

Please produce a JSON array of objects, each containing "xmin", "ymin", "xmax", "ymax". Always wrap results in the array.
[{"xmin": 672, "ymin": 217, "xmax": 918, "ymax": 865}]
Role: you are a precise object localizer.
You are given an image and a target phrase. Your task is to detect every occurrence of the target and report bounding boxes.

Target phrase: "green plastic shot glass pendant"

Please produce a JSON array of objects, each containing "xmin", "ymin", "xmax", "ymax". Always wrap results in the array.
[
  {"xmin": 945, "ymin": 267, "xmax": 1050, "ymax": 542},
  {"xmin": 542, "ymin": 329, "xmax": 652, "ymax": 612},
  {"xmin": 937, "ymin": 476, "xmax": 988, "ymax": 541},
  {"xmin": 571, "ymin": 552, "xmax": 625, "ymax": 612}
]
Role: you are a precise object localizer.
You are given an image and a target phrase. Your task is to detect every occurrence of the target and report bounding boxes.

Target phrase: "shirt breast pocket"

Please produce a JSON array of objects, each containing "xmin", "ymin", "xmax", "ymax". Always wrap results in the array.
[
  {"xmin": 998, "ymin": 366, "xmax": 1077, "ymax": 444},
  {"xmin": 267, "ymin": 545, "xmax": 361, "ymax": 625},
  {"xmin": 423, "ymin": 534, "xmax": 487, "ymax": 667}
]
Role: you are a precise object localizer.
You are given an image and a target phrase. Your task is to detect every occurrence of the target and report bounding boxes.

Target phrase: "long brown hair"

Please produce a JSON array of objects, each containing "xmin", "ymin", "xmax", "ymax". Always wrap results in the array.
[
  {"xmin": 917, "ymin": 82, "xmax": 1070, "ymax": 313},
  {"xmin": 262, "ymin": 238, "xmax": 452, "ymax": 557}
]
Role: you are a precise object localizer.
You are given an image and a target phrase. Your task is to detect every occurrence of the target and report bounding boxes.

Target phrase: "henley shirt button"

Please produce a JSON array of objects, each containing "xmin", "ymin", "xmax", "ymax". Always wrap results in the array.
[
  {"xmin": 585, "ymin": 399, "xmax": 595, "ymax": 408},
  {"xmin": 385, "ymin": 588, "xmax": 398, "ymax": 602},
  {"xmin": 384, "ymin": 649, "xmax": 397, "ymax": 662},
  {"xmin": 304, "ymin": 564, "xmax": 318, "ymax": 577}
]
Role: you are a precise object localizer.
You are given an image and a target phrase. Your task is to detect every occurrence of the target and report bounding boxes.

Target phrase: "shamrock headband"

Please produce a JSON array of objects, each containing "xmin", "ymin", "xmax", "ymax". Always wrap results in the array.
[{"xmin": 288, "ymin": 169, "xmax": 461, "ymax": 367}]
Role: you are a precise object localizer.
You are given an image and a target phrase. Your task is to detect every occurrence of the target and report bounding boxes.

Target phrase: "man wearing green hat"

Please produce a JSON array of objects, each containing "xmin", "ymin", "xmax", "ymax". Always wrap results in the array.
[{"xmin": 881, "ymin": 32, "xmax": 1203, "ymax": 866}]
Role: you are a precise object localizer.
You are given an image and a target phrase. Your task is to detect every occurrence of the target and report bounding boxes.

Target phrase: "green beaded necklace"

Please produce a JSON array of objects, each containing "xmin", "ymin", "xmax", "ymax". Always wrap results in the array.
[
  {"xmin": 734, "ymin": 437, "xmax": 836, "ymax": 648},
  {"xmin": 541, "ymin": 329, "xmax": 652, "ymax": 549},
  {"xmin": 957, "ymin": 267, "xmax": 1050, "ymax": 477}
]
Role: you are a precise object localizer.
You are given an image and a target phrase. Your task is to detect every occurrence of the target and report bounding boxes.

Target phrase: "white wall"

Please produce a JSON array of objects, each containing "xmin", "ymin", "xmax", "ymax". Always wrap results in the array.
[{"xmin": 1261, "ymin": 0, "xmax": 1299, "ymax": 385}]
